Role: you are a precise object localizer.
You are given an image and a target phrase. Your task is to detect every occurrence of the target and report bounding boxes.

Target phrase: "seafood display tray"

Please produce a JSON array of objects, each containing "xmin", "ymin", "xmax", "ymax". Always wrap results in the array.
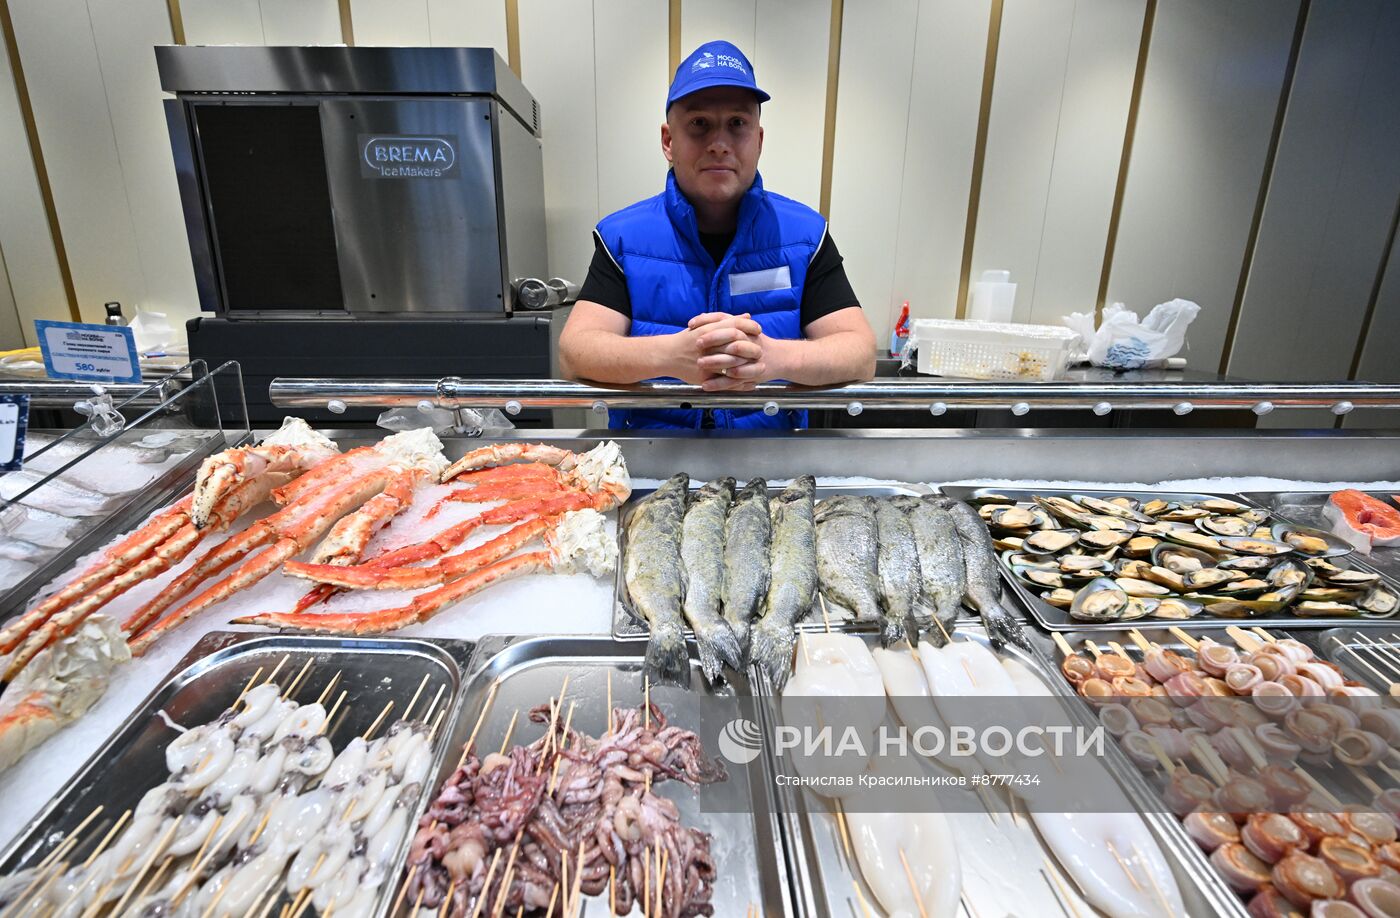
[
  {"xmin": 1240, "ymin": 491, "xmax": 1400, "ymax": 583},
  {"xmin": 940, "ymin": 485, "xmax": 1400, "ymax": 632},
  {"xmin": 412, "ymin": 634, "xmax": 793, "ymax": 917},
  {"xmin": 0, "ymin": 631, "xmax": 473, "ymax": 916},
  {"xmin": 768, "ymin": 626, "xmax": 1240, "ymax": 918},
  {"xmin": 611, "ymin": 482, "xmax": 933, "ymax": 641},
  {"xmin": 0, "ymin": 432, "xmax": 224, "ymax": 621},
  {"xmin": 1312, "ymin": 626, "xmax": 1400, "ymax": 693}
]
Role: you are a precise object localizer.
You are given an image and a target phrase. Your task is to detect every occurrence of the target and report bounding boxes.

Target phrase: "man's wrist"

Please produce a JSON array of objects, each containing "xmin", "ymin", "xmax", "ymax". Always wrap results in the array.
[{"xmin": 762, "ymin": 335, "xmax": 798, "ymax": 382}]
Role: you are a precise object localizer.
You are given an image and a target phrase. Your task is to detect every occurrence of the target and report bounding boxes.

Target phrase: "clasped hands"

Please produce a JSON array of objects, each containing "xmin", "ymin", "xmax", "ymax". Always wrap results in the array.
[{"xmin": 676, "ymin": 312, "xmax": 770, "ymax": 392}]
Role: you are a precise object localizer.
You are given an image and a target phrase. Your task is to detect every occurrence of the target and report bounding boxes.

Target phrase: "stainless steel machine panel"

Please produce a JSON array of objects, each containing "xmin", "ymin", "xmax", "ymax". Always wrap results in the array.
[{"xmin": 321, "ymin": 98, "xmax": 504, "ymax": 315}]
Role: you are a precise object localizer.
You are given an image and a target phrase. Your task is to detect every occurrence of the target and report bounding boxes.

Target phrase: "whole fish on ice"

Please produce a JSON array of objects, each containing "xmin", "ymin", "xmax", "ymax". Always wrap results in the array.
[
  {"xmin": 934, "ymin": 498, "xmax": 1029, "ymax": 651},
  {"xmin": 873, "ymin": 498, "xmax": 920, "ymax": 646},
  {"xmin": 624, "ymin": 474, "xmax": 690, "ymax": 684},
  {"xmin": 814, "ymin": 495, "xmax": 880, "ymax": 623},
  {"xmin": 751, "ymin": 476, "xmax": 817, "ymax": 689},
  {"xmin": 721, "ymin": 477, "xmax": 770, "ymax": 660},
  {"xmin": 892, "ymin": 496, "xmax": 965, "ymax": 645},
  {"xmin": 680, "ymin": 477, "xmax": 743, "ymax": 682}
]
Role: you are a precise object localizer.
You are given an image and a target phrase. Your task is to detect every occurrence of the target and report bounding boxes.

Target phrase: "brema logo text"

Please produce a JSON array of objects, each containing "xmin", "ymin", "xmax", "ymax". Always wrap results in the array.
[{"xmin": 361, "ymin": 135, "xmax": 457, "ymax": 179}]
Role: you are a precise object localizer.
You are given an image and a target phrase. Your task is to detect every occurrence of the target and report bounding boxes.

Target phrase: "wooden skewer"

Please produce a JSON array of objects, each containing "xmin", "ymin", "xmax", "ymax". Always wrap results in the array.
[
  {"xmin": 1351, "ymin": 764, "xmax": 1383, "ymax": 796},
  {"xmin": 544, "ymin": 882, "xmax": 560, "ymax": 916},
  {"xmin": 490, "ymin": 840, "xmax": 521, "ymax": 918},
  {"xmin": 314, "ymin": 670, "xmax": 343, "ymax": 706},
  {"xmin": 1050, "ymin": 632, "xmax": 1075, "ymax": 658},
  {"xmin": 361, "ymin": 700, "xmax": 394, "ymax": 741},
  {"xmin": 422, "ymin": 682, "xmax": 448, "ymax": 726},
  {"xmin": 1231, "ymin": 727, "xmax": 1269, "ymax": 772},
  {"xmin": 304, "ymin": 852, "xmax": 329, "ymax": 885},
  {"xmin": 458, "ymin": 678, "xmax": 501, "ymax": 767},
  {"xmin": 498, "ymin": 709, "xmax": 519, "ymax": 756},
  {"xmin": 234, "ymin": 665, "xmax": 265, "ymax": 704},
  {"xmin": 1083, "ymin": 640, "xmax": 1103, "ymax": 660},
  {"xmin": 196, "ymin": 876, "xmax": 230, "ymax": 918},
  {"xmin": 137, "ymin": 856, "xmax": 175, "ymax": 904},
  {"xmin": 1251, "ymin": 626, "xmax": 1277, "ymax": 644},
  {"xmin": 34, "ymin": 805, "xmax": 104, "ymax": 871},
  {"xmin": 1379, "ymin": 760, "xmax": 1400, "ymax": 783},
  {"xmin": 1107, "ymin": 641, "xmax": 1133, "ymax": 661},
  {"xmin": 609, "ymin": 864, "xmax": 616, "ymax": 915},
  {"xmin": 1330, "ymin": 635, "xmax": 1400, "ymax": 695},
  {"xmin": 1041, "ymin": 861, "xmax": 1085, "ymax": 918},
  {"xmin": 1166, "ymin": 626, "xmax": 1199, "ymax": 651},
  {"xmin": 931, "ymin": 614, "xmax": 954, "ymax": 645},
  {"xmin": 1354, "ymin": 633, "xmax": 1400, "ymax": 683},
  {"xmin": 642, "ymin": 844, "xmax": 649, "ymax": 918},
  {"xmin": 570, "ymin": 839, "xmax": 586, "ymax": 917},
  {"xmin": 468, "ymin": 848, "xmax": 504, "ymax": 918},
  {"xmin": 1224, "ymin": 626, "xmax": 1262, "ymax": 653},
  {"xmin": 1294, "ymin": 766, "xmax": 1344, "ymax": 809},
  {"xmin": 246, "ymin": 806, "xmax": 276, "ymax": 847},
  {"xmin": 82, "ymin": 808, "xmax": 132, "ymax": 869},
  {"xmin": 439, "ymin": 878, "xmax": 459, "ymax": 918},
  {"xmin": 800, "ymin": 631, "xmax": 812, "ymax": 667},
  {"xmin": 289, "ymin": 885, "xmax": 318, "ymax": 918},
  {"xmin": 1103, "ymin": 840, "xmax": 1142, "ymax": 892},
  {"xmin": 1126, "ymin": 630, "xmax": 1154, "ymax": 654},
  {"xmin": 429, "ymin": 706, "xmax": 448, "ymax": 742},
  {"xmin": 283, "ymin": 656, "xmax": 315, "ymax": 700},
  {"xmin": 514, "ymin": 906, "xmax": 523, "ymax": 918},
  {"xmin": 108, "ymin": 817, "xmax": 181, "ymax": 917},
  {"xmin": 1131, "ymin": 842, "xmax": 1177, "ymax": 918},
  {"xmin": 833, "ymin": 801, "xmax": 855, "ymax": 861},
  {"xmin": 819, "ymin": 593, "xmax": 833, "ymax": 632},
  {"xmin": 897, "ymin": 848, "xmax": 930, "ymax": 918},
  {"xmin": 171, "ymin": 808, "xmax": 250, "ymax": 906},
  {"xmin": 401, "ymin": 672, "xmax": 432, "ymax": 722},
  {"xmin": 262, "ymin": 653, "xmax": 291, "ymax": 688},
  {"xmin": 606, "ymin": 670, "xmax": 613, "ymax": 736},
  {"xmin": 389, "ymin": 864, "xmax": 420, "ymax": 916},
  {"xmin": 322, "ymin": 689, "xmax": 348, "ymax": 733},
  {"xmin": 644, "ymin": 676, "xmax": 651, "ymax": 730},
  {"xmin": 13, "ymin": 859, "xmax": 71, "ymax": 918},
  {"xmin": 850, "ymin": 875, "xmax": 874, "ymax": 918},
  {"xmin": 411, "ymin": 886, "xmax": 427, "ymax": 918},
  {"xmin": 254, "ymin": 884, "xmax": 282, "ymax": 918}
]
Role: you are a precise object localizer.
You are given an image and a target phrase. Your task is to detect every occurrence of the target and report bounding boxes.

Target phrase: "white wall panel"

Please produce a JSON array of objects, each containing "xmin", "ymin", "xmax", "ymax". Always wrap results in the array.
[
  {"xmin": 1027, "ymin": 0, "xmax": 1145, "ymax": 323},
  {"xmin": 88, "ymin": 0, "xmax": 199, "ymax": 326},
  {"xmin": 592, "ymin": 0, "xmax": 668, "ymax": 217},
  {"xmin": 427, "ymin": 0, "xmax": 507, "ymax": 52},
  {"xmin": 828, "ymin": 0, "xmax": 919, "ymax": 338},
  {"xmin": 349, "ymin": 0, "xmax": 430, "ymax": 45},
  {"xmin": 260, "ymin": 0, "xmax": 341, "ymax": 44},
  {"xmin": 1347, "ymin": 229, "xmax": 1400, "ymax": 429},
  {"xmin": 1228, "ymin": 0, "xmax": 1400, "ymax": 386},
  {"xmin": 889, "ymin": 0, "xmax": 989, "ymax": 322},
  {"xmin": 682, "ymin": 0, "xmax": 755, "ymax": 56},
  {"xmin": 1106, "ymin": 0, "xmax": 1298, "ymax": 371},
  {"xmin": 0, "ymin": 249, "xmax": 24, "ymax": 350},
  {"xmin": 181, "ymin": 0, "xmax": 264, "ymax": 44},
  {"xmin": 9, "ymin": 0, "xmax": 147, "ymax": 324},
  {"xmin": 519, "ymin": 0, "xmax": 598, "ymax": 280},
  {"xmin": 752, "ymin": 0, "xmax": 828, "ymax": 208},
  {"xmin": 0, "ymin": 24, "xmax": 66, "ymax": 345}
]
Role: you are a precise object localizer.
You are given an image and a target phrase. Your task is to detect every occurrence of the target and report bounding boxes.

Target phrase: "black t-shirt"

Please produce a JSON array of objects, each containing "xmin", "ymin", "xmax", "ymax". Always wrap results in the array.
[{"xmin": 578, "ymin": 229, "xmax": 860, "ymax": 329}]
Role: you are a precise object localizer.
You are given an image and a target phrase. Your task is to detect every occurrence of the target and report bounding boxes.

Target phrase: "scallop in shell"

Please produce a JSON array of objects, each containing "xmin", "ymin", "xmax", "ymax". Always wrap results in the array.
[{"xmin": 1069, "ymin": 578, "xmax": 1130, "ymax": 622}]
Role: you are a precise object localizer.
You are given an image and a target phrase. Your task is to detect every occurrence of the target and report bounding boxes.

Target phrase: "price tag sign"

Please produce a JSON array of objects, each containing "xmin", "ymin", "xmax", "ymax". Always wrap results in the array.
[
  {"xmin": 0, "ymin": 394, "xmax": 29, "ymax": 472},
  {"xmin": 35, "ymin": 319, "xmax": 141, "ymax": 384}
]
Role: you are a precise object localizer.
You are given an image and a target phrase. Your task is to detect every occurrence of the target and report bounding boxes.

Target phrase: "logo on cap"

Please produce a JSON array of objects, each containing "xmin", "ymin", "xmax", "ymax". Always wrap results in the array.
[{"xmin": 692, "ymin": 51, "xmax": 715, "ymax": 70}]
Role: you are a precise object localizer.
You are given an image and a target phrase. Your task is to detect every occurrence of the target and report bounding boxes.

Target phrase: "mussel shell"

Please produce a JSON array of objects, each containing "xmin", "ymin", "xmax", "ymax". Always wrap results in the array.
[
  {"xmin": 970, "ymin": 493, "xmax": 1015, "ymax": 506},
  {"xmin": 1302, "ymin": 558, "xmax": 1346, "ymax": 576},
  {"xmin": 1218, "ymin": 555, "xmax": 1275, "ymax": 572},
  {"xmin": 1016, "ymin": 566, "xmax": 1065, "ymax": 589},
  {"xmin": 1269, "ymin": 522, "xmax": 1352, "ymax": 558},
  {"xmin": 1035, "ymin": 496, "xmax": 1093, "ymax": 525},
  {"xmin": 1151, "ymin": 597, "xmax": 1204, "ymax": 620},
  {"xmin": 1292, "ymin": 601, "xmax": 1361, "ymax": 617},
  {"xmin": 988, "ymin": 506, "xmax": 1039, "ymax": 530},
  {"xmin": 1140, "ymin": 521, "xmax": 1194, "ymax": 536},
  {"xmin": 1120, "ymin": 597, "xmax": 1156, "ymax": 621},
  {"xmin": 1195, "ymin": 498, "xmax": 1252, "ymax": 514},
  {"xmin": 1059, "ymin": 555, "xmax": 1113, "ymax": 573},
  {"xmin": 1298, "ymin": 587, "xmax": 1364, "ymax": 602},
  {"xmin": 1025, "ymin": 505, "xmax": 1055, "ymax": 530},
  {"xmin": 1181, "ymin": 568, "xmax": 1240, "ymax": 590},
  {"xmin": 992, "ymin": 536, "xmax": 1025, "ymax": 551},
  {"xmin": 1151, "ymin": 543, "xmax": 1216, "ymax": 573},
  {"xmin": 1201, "ymin": 598, "xmax": 1281, "ymax": 618},
  {"xmin": 1116, "ymin": 559, "xmax": 1153, "ymax": 579},
  {"xmin": 1161, "ymin": 530, "xmax": 1227, "ymax": 554},
  {"xmin": 1114, "ymin": 577, "xmax": 1172, "ymax": 597},
  {"xmin": 1124, "ymin": 536, "xmax": 1160, "ymax": 557},
  {"xmin": 1140, "ymin": 499, "xmax": 1173, "ymax": 517},
  {"xmin": 1238, "ymin": 508, "xmax": 1271, "ymax": 526},
  {"xmin": 1003, "ymin": 552, "xmax": 1058, "ymax": 571},
  {"xmin": 1069, "ymin": 578, "xmax": 1130, "ymax": 622},
  {"xmin": 1023, "ymin": 529, "xmax": 1082, "ymax": 555},
  {"xmin": 1079, "ymin": 529, "xmax": 1133, "ymax": 550},
  {"xmin": 1143, "ymin": 566, "xmax": 1187, "ymax": 592},
  {"xmin": 1266, "ymin": 559, "xmax": 1313, "ymax": 591},
  {"xmin": 1160, "ymin": 506, "xmax": 1211, "ymax": 521},
  {"xmin": 1215, "ymin": 578, "xmax": 1270, "ymax": 597},
  {"xmin": 1080, "ymin": 515, "xmax": 1140, "ymax": 534},
  {"xmin": 1042, "ymin": 588, "xmax": 1076, "ymax": 608},
  {"xmin": 1215, "ymin": 537, "xmax": 1294, "ymax": 557},
  {"xmin": 1073, "ymin": 495, "xmax": 1152, "ymax": 522},
  {"xmin": 1197, "ymin": 515, "xmax": 1253, "ymax": 537},
  {"xmin": 1359, "ymin": 585, "xmax": 1399, "ymax": 616},
  {"xmin": 1323, "ymin": 568, "xmax": 1381, "ymax": 587}
]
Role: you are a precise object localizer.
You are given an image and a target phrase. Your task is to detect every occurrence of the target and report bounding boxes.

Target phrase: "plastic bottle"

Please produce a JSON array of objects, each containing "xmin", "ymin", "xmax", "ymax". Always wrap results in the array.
[{"xmin": 890, "ymin": 301, "xmax": 911, "ymax": 355}]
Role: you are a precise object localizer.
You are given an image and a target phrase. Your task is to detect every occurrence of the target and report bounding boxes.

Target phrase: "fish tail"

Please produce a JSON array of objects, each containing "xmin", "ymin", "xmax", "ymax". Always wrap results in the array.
[
  {"xmin": 692, "ymin": 617, "xmax": 743, "ymax": 683},
  {"xmin": 726, "ymin": 615, "xmax": 752, "ymax": 665},
  {"xmin": 643, "ymin": 619, "xmax": 689, "ymax": 686},
  {"xmin": 980, "ymin": 601, "xmax": 1030, "ymax": 652},
  {"xmin": 750, "ymin": 617, "xmax": 797, "ymax": 691},
  {"xmin": 879, "ymin": 613, "xmax": 907, "ymax": 648}
]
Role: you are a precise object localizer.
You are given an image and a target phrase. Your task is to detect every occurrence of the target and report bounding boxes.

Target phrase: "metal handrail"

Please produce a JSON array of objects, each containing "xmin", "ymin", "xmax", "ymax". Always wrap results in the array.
[
  {"xmin": 0, "ymin": 377, "xmax": 181, "ymax": 409},
  {"xmin": 268, "ymin": 376, "xmax": 1400, "ymax": 417}
]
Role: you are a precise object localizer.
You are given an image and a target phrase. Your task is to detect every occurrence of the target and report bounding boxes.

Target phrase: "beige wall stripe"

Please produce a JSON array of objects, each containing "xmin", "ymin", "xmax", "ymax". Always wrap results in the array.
[
  {"xmin": 1218, "ymin": 0, "xmax": 1311, "ymax": 376},
  {"xmin": 953, "ymin": 0, "xmax": 1004, "ymax": 319},
  {"xmin": 0, "ymin": 0, "xmax": 80, "ymax": 323},
  {"xmin": 165, "ymin": 0, "xmax": 185, "ymax": 44},
  {"xmin": 817, "ymin": 0, "xmax": 843, "ymax": 218},
  {"xmin": 505, "ymin": 0, "xmax": 521, "ymax": 76},
  {"xmin": 1095, "ymin": 0, "xmax": 1156, "ymax": 323},
  {"xmin": 338, "ymin": 0, "xmax": 354, "ymax": 45},
  {"xmin": 669, "ymin": 0, "xmax": 681, "ymax": 76}
]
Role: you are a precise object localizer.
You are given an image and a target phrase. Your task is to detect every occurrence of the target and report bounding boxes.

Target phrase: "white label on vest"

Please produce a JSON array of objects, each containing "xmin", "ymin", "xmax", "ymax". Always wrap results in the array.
[{"xmin": 728, "ymin": 265, "xmax": 791, "ymax": 296}]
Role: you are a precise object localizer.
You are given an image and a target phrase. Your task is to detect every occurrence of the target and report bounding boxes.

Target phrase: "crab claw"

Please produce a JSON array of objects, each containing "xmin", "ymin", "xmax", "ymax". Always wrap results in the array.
[{"xmin": 191, "ymin": 418, "xmax": 338, "ymax": 528}]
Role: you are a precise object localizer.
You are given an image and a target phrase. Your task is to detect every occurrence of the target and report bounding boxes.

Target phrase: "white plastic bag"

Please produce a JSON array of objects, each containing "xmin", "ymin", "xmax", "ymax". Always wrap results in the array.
[
  {"xmin": 1062, "ymin": 299, "xmax": 1200, "ymax": 369},
  {"xmin": 377, "ymin": 405, "xmax": 514, "ymax": 435}
]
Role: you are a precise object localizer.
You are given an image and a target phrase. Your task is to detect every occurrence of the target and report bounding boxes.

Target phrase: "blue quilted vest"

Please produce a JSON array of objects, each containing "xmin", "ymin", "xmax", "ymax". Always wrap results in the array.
[{"xmin": 595, "ymin": 171, "xmax": 826, "ymax": 430}]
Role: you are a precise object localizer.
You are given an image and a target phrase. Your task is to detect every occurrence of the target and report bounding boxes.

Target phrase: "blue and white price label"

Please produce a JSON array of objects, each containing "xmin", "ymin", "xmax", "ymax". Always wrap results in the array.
[
  {"xmin": 35, "ymin": 319, "xmax": 141, "ymax": 384},
  {"xmin": 0, "ymin": 394, "xmax": 29, "ymax": 472}
]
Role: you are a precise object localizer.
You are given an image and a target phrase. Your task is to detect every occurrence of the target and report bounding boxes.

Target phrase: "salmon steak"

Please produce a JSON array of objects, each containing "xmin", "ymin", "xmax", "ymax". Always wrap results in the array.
[{"xmin": 1323, "ymin": 489, "xmax": 1400, "ymax": 554}]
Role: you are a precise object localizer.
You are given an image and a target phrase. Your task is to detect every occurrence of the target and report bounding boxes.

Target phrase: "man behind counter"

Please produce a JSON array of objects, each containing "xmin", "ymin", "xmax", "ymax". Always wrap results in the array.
[{"xmin": 558, "ymin": 40, "xmax": 876, "ymax": 430}]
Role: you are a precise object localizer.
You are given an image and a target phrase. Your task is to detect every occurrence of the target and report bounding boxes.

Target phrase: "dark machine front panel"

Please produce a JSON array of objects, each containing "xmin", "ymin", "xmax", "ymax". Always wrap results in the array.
[
  {"xmin": 193, "ymin": 104, "xmax": 345, "ymax": 312},
  {"xmin": 320, "ymin": 98, "xmax": 505, "ymax": 314}
]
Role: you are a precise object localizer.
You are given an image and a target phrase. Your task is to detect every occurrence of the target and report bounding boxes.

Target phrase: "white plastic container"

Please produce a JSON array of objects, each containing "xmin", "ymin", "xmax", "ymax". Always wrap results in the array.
[
  {"xmin": 909, "ymin": 318, "xmax": 1079, "ymax": 381},
  {"xmin": 968, "ymin": 269, "xmax": 1016, "ymax": 323}
]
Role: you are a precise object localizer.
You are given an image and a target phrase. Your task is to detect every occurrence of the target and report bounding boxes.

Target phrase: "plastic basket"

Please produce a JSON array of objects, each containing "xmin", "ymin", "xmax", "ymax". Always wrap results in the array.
[{"xmin": 910, "ymin": 319, "xmax": 1079, "ymax": 381}]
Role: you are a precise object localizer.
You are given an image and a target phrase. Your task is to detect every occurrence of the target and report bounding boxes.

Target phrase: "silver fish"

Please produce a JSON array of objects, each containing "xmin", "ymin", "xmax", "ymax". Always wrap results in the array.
[
  {"xmin": 721, "ymin": 477, "xmax": 770, "ymax": 661},
  {"xmin": 874, "ymin": 499, "xmax": 919, "ymax": 646},
  {"xmin": 937, "ymin": 497, "xmax": 1030, "ymax": 650},
  {"xmin": 624, "ymin": 474, "xmax": 690, "ymax": 684},
  {"xmin": 893, "ymin": 496, "xmax": 966, "ymax": 646},
  {"xmin": 681, "ymin": 478, "xmax": 743, "ymax": 682},
  {"xmin": 814, "ymin": 495, "xmax": 880, "ymax": 623},
  {"xmin": 751, "ymin": 476, "xmax": 817, "ymax": 689}
]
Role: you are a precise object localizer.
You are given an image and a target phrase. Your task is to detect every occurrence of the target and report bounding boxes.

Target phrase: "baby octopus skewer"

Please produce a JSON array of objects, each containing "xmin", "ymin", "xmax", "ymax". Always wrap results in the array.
[{"xmin": 235, "ymin": 509, "xmax": 617, "ymax": 635}]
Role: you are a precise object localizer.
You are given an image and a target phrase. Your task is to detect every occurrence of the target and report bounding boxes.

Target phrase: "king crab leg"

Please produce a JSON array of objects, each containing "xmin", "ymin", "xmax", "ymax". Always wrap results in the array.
[
  {"xmin": 438, "ymin": 444, "xmax": 582, "ymax": 482},
  {"xmin": 190, "ymin": 418, "xmax": 337, "ymax": 528},
  {"xmin": 423, "ymin": 480, "xmax": 576, "ymax": 519}
]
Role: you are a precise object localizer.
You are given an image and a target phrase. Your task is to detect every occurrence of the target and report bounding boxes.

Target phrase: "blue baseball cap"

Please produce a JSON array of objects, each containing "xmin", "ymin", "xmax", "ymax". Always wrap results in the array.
[{"xmin": 666, "ymin": 41, "xmax": 770, "ymax": 111}]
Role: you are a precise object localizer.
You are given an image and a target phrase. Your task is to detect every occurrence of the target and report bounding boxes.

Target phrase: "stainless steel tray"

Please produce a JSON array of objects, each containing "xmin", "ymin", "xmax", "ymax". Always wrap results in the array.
[
  {"xmin": 1314, "ymin": 625, "xmax": 1400, "ymax": 693},
  {"xmin": 612, "ymin": 481, "xmax": 937, "ymax": 641},
  {"xmin": 0, "ymin": 630, "xmax": 472, "ymax": 916},
  {"xmin": 941, "ymin": 485, "xmax": 1400, "ymax": 631},
  {"xmin": 1240, "ymin": 490, "xmax": 1400, "ymax": 583},
  {"xmin": 405, "ymin": 633, "xmax": 792, "ymax": 916},
  {"xmin": 767, "ymin": 626, "xmax": 1235, "ymax": 918}
]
